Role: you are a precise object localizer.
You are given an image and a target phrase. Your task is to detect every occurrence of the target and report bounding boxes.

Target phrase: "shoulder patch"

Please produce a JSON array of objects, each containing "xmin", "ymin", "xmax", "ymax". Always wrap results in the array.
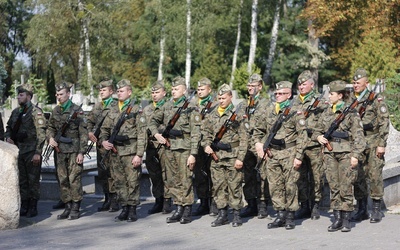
[
  {"xmin": 37, "ymin": 118, "xmax": 45, "ymax": 125},
  {"xmin": 140, "ymin": 116, "xmax": 146, "ymax": 123},
  {"xmin": 195, "ymin": 115, "xmax": 200, "ymax": 122},
  {"xmin": 299, "ymin": 119, "xmax": 306, "ymax": 126},
  {"xmin": 380, "ymin": 106, "xmax": 387, "ymax": 113}
]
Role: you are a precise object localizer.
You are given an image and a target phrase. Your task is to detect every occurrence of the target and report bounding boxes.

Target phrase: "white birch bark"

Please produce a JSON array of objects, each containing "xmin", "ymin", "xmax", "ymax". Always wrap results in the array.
[
  {"xmin": 247, "ymin": 0, "xmax": 258, "ymax": 74},
  {"xmin": 308, "ymin": 19, "xmax": 319, "ymax": 84},
  {"xmin": 230, "ymin": 0, "xmax": 243, "ymax": 88},
  {"xmin": 157, "ymin": 0, "xmax": 165, "ymax": 81},
  {"xmin": 185, "ymin": 0, "xmax": 192, "ymax": 89}
]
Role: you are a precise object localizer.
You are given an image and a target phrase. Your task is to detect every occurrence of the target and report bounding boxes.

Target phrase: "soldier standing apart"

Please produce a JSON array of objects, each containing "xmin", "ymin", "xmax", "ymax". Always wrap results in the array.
[
  {"xmin": 149, "ymin": 76, "xmax": 201, "ymax": 224},
  {"xmin": 87, "ymin": 79, "xmax": 119, "ymax": 212},
  {"xmin": 100, "ymin": 79, "xmax": 146, "ymax": 222},
  {"xmin": 351, "ymin": 68, "xmax": 389, "ymax": 223},
  {"xmin": 314, "ymin": 80, "xmax": 366, "ymax": 232},
  {"xmin": 254, "ymin": 81, "xmax": 308, "ymax": 230},
  {"xmin": 143, "ymin": 80, "xmax": 172, "ymax": 215},
  {"xmin": 201, "ymin": 84, "xmax": 248, "ymax": 227},
  {"xmin": 293, "ymin": 70, "xmax": 327, "ymax": 220},
  {"xmin": 5, "ymin": 84, "xmax": 46, "ymax": 217},
  {"xmin": 47, "ymin": 82, "xmax": 88, "ymax": 220}
]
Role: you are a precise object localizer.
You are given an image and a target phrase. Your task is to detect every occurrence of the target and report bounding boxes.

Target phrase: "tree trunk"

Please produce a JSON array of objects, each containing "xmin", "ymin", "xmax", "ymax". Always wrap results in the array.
[
  {"xmin": 157, "ymin": 0, "xmax": 165, "ymax": 81},
  {"xmin": 230, "ymin": 0, "xmax": 243, "ymax": 88},
  {"xmin": 308, "ymin": 19, "xmax": 319, "ymax": 85},
  {"xmin": 247, "ymin": 0, "xmax": 258, "ymax": 74},
  {"xmin": 185, "ymin": 0, "xmax": 192, "ymax": 89}
]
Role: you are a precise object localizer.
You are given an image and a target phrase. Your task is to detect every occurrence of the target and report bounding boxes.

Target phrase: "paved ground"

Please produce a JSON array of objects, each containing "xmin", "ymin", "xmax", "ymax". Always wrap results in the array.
[{"xmin": 1, "ymin": 197, "xmax": 400, "ymax": 250}]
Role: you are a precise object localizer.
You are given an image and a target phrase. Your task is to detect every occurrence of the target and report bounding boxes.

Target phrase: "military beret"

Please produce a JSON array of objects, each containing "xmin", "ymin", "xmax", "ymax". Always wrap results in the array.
[
  {"xmin": 353, "ymin": 68, "xmax": 368, "ymax": 81},
  {"xmin": 17, "ymin": 84, "xmax": 33, "ymax": 96},
  {"xmin": 116, "ymin": 79, "xmax": 131, "ymax": 89},
  {"xmin": 297, "ymin": 70, "xmax": 313, "ymax": 85},
  {"xmin": 197, "ymin": 77, "xmax": 211, "ymax": 87},
  {"xmin": 55, "ymin": 82, "xmax": 72, "ymax": 92},
  {"xmin": 98, "ymin": 79, "xmax": 113, "ymax": 89},
  {"xmin": 328, "ymin": 80, "xmax": 347, "ymax": 92},
  {"xmin": 151, "ymin": 80, "xmax": 165, "ymax": 91},
  {"xmin": 171, "ymin": 76, "xmax": 186, "ymax": 87},
  {"xmin": 248, "ymin": 73, "xmax": 263, "ymax": 84},
  {"xmin": 275, "ymin": 81, "xmax": 293, "ymax": 90},
  {"xmin": 217, "ymin": 83, "xmax": 231, "ymax": 95}
]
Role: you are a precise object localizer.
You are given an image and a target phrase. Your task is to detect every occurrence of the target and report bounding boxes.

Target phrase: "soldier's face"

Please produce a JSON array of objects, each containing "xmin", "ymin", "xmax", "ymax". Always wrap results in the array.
[
  {"xmin": 56, "ymin": 89, "xmax": 70, "ymax": 104},
  {"xmin": 329, "ymin": 92, "xmax": 343, "ymax": 105},
  {"xmin": 218, "ymin": 92, "xmax": 232, "ymax": 109},
  {"xmin": 246, "ymin": 82, "xmax": 262, "ymax": 95},
  {"xmin": 171, "ymin": 85, "xmax": 186, "ymax": 100},
  {"xmin": 352, "ymin": 77, "xmax": 368, "ymax": 94},
  {"xmin": 117, "ymin": 86, "xmax": 132, "ymax": 101},
  {"xmin": 298, "ymin": 79, "xmax": 314, "ymax": 95},
  {"xmin": 197, "ymin": 85, "xmax": 212, "ymax": 99},
  {"xmin": 99, "ymin": 87, "xmax": 113, "ymax": 100},
  {"xmin": 274, "ymin": 88, "xmax": 291, "ymax": 103},
  {"xmin": 17, "ymin": 92, "xmax": 30, "ymax": 105},
  {"xmin": 151, "ymin": 88, "xmax": 166, "ymax": 102}
]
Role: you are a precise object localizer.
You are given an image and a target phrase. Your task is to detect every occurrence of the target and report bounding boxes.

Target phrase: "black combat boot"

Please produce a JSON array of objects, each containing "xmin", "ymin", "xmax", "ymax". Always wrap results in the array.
[
  {"xmin": 370, "ymin": 199, "xmax": 383, "ymax": 223},
  {"xmin": 53, "ymin": 199, "xmax": 65, "ymax": 210},
  {"xmin": 20, "ymin": 199, "xmax": 29, "ymax": 216},
  {"xmin": 26, "ymin": 199, "xmax": 38, "ymax": 218},
  {"xmin": 180, "ymin": 205, "xmax": 193, "ymax": 224},
  {"xmin": 211, "ymin": 207, "xmax": 229, "ymax": 227},
  {"xmin": 148, "ymin": 197, "xmax": 164, "ymax": 214},
  {"xmin": 341, "ymin": 211, "xmax": 351, "ymax": 232},
  {"xmin": 98, "ymin": 193, "xmax": 111, "ymax": 212},
  {"xmin": 166, "ymin": 205, "xmax": 184, "ymax": 223},
  {"xmin": 68, "ymin": 201, "xmax": 81, "ymax": 220},
  {"xmin": 258, "ymin": 200, "xmax": 269, "ymax": 219},
  {"xmin": 328, "ymin": 210, "xmax": 343, "ymax": 232},
  {"xmin": 285, "ymin": 211, "xmax": 296, "ymax": 230},
  {"xmin": 162, "ymin": 198, "xmax": 173, "ymax": 214},
  {"xmin": 295, "ymin": 200, "xmax": 311, "ymax": 219},
  {"xmin": 192, "ymin": 198, "xmax": 210, "ymax": 216},
  {"xmin": 57, "ymin": 202, "xmax": 72, "ymax": 220},
  {"xmin": 209, "ymin": 198, "xmax": 218, "ymax": 217},
  {"xmin": 232, "ymin": 209, "xmax": 243, "ymax": 227},
  {"xmin": 351, "ymin": 197, "xmax": 369, "ymax": 222},
  {"xmin": 240, "ymin": 198, "xmax": 258, "ymax": 218},
  {"xmin": 115, "ymin": 205, "xmax": 129, "ymax": 221},
  {"xmin": 311, "ymin": 201, "xmax": 320, "ymax": 220},
  {"xmin": 268, "ymin": 210, "xmax": 286, "ymax": 229},
  {"xmin": 127, "ymin": 205, "xmax": 137, "ymax": 222},
  {"xmin": 108, "ymin": 193, "xmax": 120, "ymax": 212}
]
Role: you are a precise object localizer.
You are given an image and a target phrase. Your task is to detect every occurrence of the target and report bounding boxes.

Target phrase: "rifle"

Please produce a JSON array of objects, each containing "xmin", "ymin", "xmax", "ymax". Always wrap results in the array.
[
  {"xmin": 322, "ymin": 89, "xmax": 368, "ymax": 151},
  {"xmin": 10, "ymin": 104, "xmax": 29, "ymax": 143},
  {"xmin": 303, "ymin": 90, "xmax": 326, "ymax": 118},
  {"xmin": 358, "ymin": 80, "xmax": 381, "ymax": 119},
  {"xmin": 254, "ymin": 105, "xmax": 294, "ymax": 173},
  {"xmin": 43, "ymin": 103, "xmax": 83, "ymax": 164},
  {"xmin": 84, "ymin": 112, "xmax": 108, "ymax": 159},
  {"xmin": 244, "ymin": 92, "xmax": 257, "ymax": 120},
  {"xmin": 200, "ymin": 94, "xmax": 216, "ymax": 120}
]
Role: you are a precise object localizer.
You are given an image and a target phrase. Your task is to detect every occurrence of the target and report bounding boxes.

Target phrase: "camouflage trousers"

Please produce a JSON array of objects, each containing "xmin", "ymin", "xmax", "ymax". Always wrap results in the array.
[
  {"xmin": 242, "ymin": 151, "xmax": 260, "ymax": 200},
  {"xmin": 109, "ymin": 153, "xmax": 141, "ymax": 206},
  {"xmin": 324, "ymin": 152, "xmax": 358, "ymax": 211},
  {"xmin": 354, "ymin": 147, "xmax": 385, "ymax": 200},
  {"xmin": 146, "ymin": 144, "xmax": 164, "ymax": 199},
  {"xmin": 96, "ymin": 147, "xmax": 116, "ymax": 194},
  {"xmin": 210, "ymin": 158, "xmax": 243, "ymax": 210},
  {"xmin": 258, "ymin": 160, "xmax": 271, "ymax": 202},
  {"xmin": 193, "ymin": 146, "xmax": 212, "ymax": 199},
  {"xmin": 297, "ymin": 146, "xmax": 324, "ymax": 203},
  {"xmin": 18, "ymin": 150, "xmax": 42, "ymax": 200},
  {"xmin": 164, "ymin": 149, "xmax": 194, "ymax": 206},
  {"xmin": 55, "ymin": 152, "xmax": 83, "ymax": 203}
]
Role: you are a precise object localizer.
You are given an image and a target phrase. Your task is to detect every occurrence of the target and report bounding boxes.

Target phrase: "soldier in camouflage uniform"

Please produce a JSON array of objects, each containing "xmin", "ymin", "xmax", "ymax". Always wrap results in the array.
[
  {"xmin": 293, "ymin": 70, "xmax": 327, "ymax": 220},
  {"xmin": 253, "ymin": 81, "xmax": 308, "ymax": 230},
  {"xmin": 100, "ymin": 79, "xmax": 146, "ymax": 222},
  {"xmin": 149, "ymin": 76, "xmax": 201, "ymax": 224},
  {"xmin": 201, "ymin": 84, "xmax": 248, "ymax": 227},
  {"xmin": 5, "ymin": 84, "xmax": 46, "ymax": 217},
  {"xmin": 314, "ymin": 80, "xmax": 366, "ymax": 232},
  {"xmin": 87, "ymin": 79, "xmax": 119, "ymax": 212},
  {"xmin": 350, "ymin": 68, "xmax": 389, "ymax": 223},
  {"xmin": 47, "ymin": 82, "xmax": 88, "ymax": 220}
]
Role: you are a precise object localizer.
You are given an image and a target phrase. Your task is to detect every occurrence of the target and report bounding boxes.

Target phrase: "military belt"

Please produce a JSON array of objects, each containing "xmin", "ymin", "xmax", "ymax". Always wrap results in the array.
[
  {"xmin": 330, "ymin": 137, "xmax": 350, "ymax": 143},
  {"xmin": 216, "ymin": 141, "xmax": 240, "ymax": 151},
  {"xmin": 270, "ymin": 142, "xmax": 296, "ymax": 150}
]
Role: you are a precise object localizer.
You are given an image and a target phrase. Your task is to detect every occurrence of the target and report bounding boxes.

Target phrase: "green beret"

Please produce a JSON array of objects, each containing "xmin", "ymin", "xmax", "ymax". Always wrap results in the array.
[
  {"xmin": 55, "ymin": 82, "xmax": 72, "ymax": 92},
  {"xmin": 171, "ymin": 76, "xmax": 186, "ymax": 87},
  {"xmin": 217, "ymin": 83, "xmax": 231, "ymax": 95},
  {"xmin": 297, "ymin": 70, "xmax": 313, "ymax": 84},
  {"xmin": 197, "ymin": 77, "xmax": 211, "ymax": 87},
  {"xmin": 329, "ymin": 80, "xmax": 347, "ymax": 92},
  {"xmin": 17, "ymin": 84, "xmax": 33, "ymax": 96},
  {"xmin": 151, "ymin": 80, "xmax": 165, "ymax": 91},
  {"xmin": 116, "ymin": 79, "xmax": 131, "ymax": 89},
  {"xmin": 98, "ymin": 79, "xmax": 113, "ymax": 89},
  {"xmin": 248, "ymin": 73, "xmax": 263, "ymax": 84},
  {"xmin": 275, "ymin": 81, "xmax": 293, "ymax": 90},
  {"xmin": 353, "ymin": 68, "xmax": 368, "ymax": 81}
]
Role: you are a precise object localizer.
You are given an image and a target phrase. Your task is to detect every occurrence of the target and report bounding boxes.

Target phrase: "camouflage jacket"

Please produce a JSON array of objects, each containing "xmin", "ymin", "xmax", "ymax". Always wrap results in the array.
[
  {"xmin": 142, "ymin": 100, "xmax": 167, "ymax": 148},
  {"xmin": 5, "ymin": 101, "xmax": 47, "ymax": 154},
  {"xmin": 191, "ymin": 95, "xmax": 218, "ymax": 120},
  {"xmin": 86, "ymin": 98, "xmax": 118, "ymax": 133},
  {"xmin": 46, "ymin": 102, "xmax": 88, "ymax": 154}
]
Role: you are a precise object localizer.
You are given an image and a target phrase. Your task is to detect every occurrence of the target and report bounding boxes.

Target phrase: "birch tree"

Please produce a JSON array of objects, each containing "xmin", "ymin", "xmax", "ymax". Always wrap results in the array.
[
  {"xmin": 247, "ymin": 0, "xmax": 258, "ymax": 74},
  {"xmin": 185, "ymin": 0, "xmax": 192, "ymax": 89},
  {"xmin": 157, "ymin": 0, "xmax": 165, "ymax": 81},
  {"xmin": 230, "ymin": 0, "xmax": 243, "ymax": 88}
]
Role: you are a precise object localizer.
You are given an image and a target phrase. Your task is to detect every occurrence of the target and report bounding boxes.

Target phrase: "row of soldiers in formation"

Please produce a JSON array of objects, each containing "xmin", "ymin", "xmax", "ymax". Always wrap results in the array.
[{"xmin": 2, "ymin": 67, "xmax": 389, "ymax": 232}]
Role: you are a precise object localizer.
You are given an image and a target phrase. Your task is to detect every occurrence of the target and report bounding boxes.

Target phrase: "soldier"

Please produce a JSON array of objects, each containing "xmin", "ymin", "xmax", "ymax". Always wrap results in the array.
[
  {"xmin": 47, "ymin": 82, "xmax": 88, "ymax": 220},
  {"xmin": 201, "ymin": 84, "xmax": 248, "ymax": 227},
  {"xmin": 314, "ymin": 80, "xmax": 366, "ymax": 232},
  {"xmin": 149, "ymin": 76, "xmax": 201, "ymax": 224},
  {"xmin": 293, "ymin": 70, "xmax": 327, "ymax": 220},
  {"xmin": 99, "ymin": 79, "xmax": 146, "ymax": 222},
  {"xmin": 143, "ymin": 80, "xmax": 172, "ymax": 215},
  {"xmin": 0, "ymin": 115, "xmax": 4, "ymax": 141},
  {"xmin": 87, "ymin": 79, "xmax": 119, "ymax": 212},
  {"xmin": 253, "ymin": 81, "xmax": 308, "ymax": 230},
  {"xmin": 351, "ymin": 68, "xmax": 389, "ymax": 223},
  {"xmin": 5, "ymin": 84, "xmax": 46, "ymax": 217}
]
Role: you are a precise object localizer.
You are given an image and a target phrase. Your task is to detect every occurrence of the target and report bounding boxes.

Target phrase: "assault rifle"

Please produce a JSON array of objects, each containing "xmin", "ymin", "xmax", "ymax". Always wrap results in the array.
[
  {"xmin": 43, "ymin": 103, "xmax": 83, "ymax": 164},
  {"xmin": 10, "ymin": 104, "xmax": 29, "ymax": 143},
  {"xmin": 200, "ymin": 94, "xmax": 216, "ymax": 120},
  {"xmin": 303, "ymin": 90, "xmax": 326, "ymax": 118},
  {"xmin": 244, "ymin": 92, "xmax": 257, "ymax": 120},
  {"xmin": 84, "ymin": 113, "xmax": 108, "ymax": 159},
  {"xmin": 358, "ymin": 80, "xmax": 381, "ymax": 119},
  {"xmin": 322, "ymin": 89, "xmax": 367, "ymax": 151}
]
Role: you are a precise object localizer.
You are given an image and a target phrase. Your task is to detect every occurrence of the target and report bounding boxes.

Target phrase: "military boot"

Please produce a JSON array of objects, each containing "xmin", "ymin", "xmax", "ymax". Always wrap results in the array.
[
  {"xmin": 328, "ymin": 210, "xmax": 343, "ymax": 232},
  {"xmin": 162, "ymin": 198, "xmax": 173, "ymax": 214},
  {"xmin": 20, "ymin": 199, "xmax": 30, "ymax": 216},
  {"xmin": 108, "ymin": 193, "xmax": 120, "ymax": 212},
  {"xmin": 258, "ymin": 200, "xmax": 269, "ymax": 219},
  {"xmin": 211, "ymin": 207, "xmax": 229, "ymax": 227},
  {"xmin": 180, "ymin": 205, "xmax": 193, "ymax": 224},
  {"xmin": 192, "ymin": 198, "xmax": 210, "ymax": 216},
  {"xmin": 232, "ymin": 209, "xmax": 243, "ymax": 227},
  {"xmin": 240, "ymin": 198, "xmax": 258, "ymax": 218},
  {"xmin": 341, "ymin": 211, "xmax": 351, "ymax": 232},
  {"xmin": 370, "ymin": 199, "xmax": 383, "ymax": 223},
  {"xmin": 268, "ymin": 210, "xmax": 286, "ymax": 229},
  {"xmin": 127, "ymin": 205, "xmax": 137, "ymax": 222},
  {"xmin": 209, "ymin": 198, "xmax": 218, "ymax": 217},
  {"xmin": 285, "ymin": 211, "xmax": 296, "ymax": 230},
  {"xmin": 68, "ymin": 201, "xmax": 81, "ymax": 220},
  {"xmin": 311, "ymin": 201, "xmax": 320, "ymax": 220},
  {"xmin": 98, "ymin": 193, "xmax": 111, "ymax": 212},
  {"xmin": 295, "ymin": 200, "xmax": 311, "ymax": 219},
  {"xmin": 148, "ymin": 197, "xmax": 164, "ymax": 214},
  {"xmin": 351, "ymin": 197, "xmax": 369, "ymax": 222},
  {"xmin": 52, "ymin": 199, "xmax": 65, "ymax": 210},
  {"xmin": 57, "ymin": 202, "xmax": 72, "ymax": 220},
  {"xmin": 26, "ymin": 199, "xmax": 38, "ymax": 218},
  {"xmin": 115, "ymin": 205, "xmax": 129, "ymax": 221},
  {"xmin": 166, "ymin": 205, "xmax": 184, "ymax": 223}
]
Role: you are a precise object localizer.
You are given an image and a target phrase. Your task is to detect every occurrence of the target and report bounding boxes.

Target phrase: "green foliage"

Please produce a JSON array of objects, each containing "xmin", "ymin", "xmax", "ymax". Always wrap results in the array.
[
  {"xmin": 0, "ymin": 55, "xmax": 7, "ymax": 104},
  {"xmin": 233, "ymin": 63, "xmax": 263, "ymax": 98},
  {"xmin": 27, "ymin": 75, "xmax": 48, "ymax": 104},
  {"xmin": 384, "ymin": 73, "xmax": 400, "ymax": 130}
]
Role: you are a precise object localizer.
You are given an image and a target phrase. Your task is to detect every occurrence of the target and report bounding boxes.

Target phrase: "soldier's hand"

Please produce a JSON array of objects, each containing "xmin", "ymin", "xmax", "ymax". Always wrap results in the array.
[
  {"xmin": 6, "ymin": 137, "xmax": 15, "ymax": 144},
  {"xmin": 76, "ymin": 153, "xmax": 84, "ymax": 164},
  {"xmin": 88, "ymin": 132, "xmax": 97, "ymax": 143},
  {"xmin": 187, "ymin": 155, "xmax": 196, "ymax": 170},
  {"xmin": 102, "ymin": 141, "xmax": 114, "ymax": 150},
  {"xmin": 255, "ymin": 142, "xmax": 264, "ymax": 159},
  {"xmin": 32, "ymin": 153, "xmax": 41, "ymax": 166},
  {"xmin": 204, "ymin": 146, "xmax": 214, "ymax": 155},
  {"xmin": 293, "ymin": 158, "xmax": 302, "ymax": 170},
  {"xmin": 132, "ymin": 155, "xmax": 142, "ymax": 168},
  {"xmin": 376, "ymin": 146, "xmax": 385, "ymax": 159},
  {"xmin": 350, "ymin": 157, "xmax": 358, "ymax": 169},
  {"xmin": 234, "ymin": 159, "xmax": 243, "ymax": 170},
  {"xmin": 154, "ymin": 133, "xmax": 167, "ymax": 144},
  {"xmin": 49, "ymin": 137, "xmax": 58, "ymax": 148},
  {"xmin": 317, "ymin": 135, "xmax": 328, "ymax": 145}
]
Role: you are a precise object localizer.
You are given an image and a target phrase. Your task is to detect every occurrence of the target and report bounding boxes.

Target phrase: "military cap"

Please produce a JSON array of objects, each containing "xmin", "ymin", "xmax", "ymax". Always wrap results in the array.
[
  {"xmin": 197, "ymin": 77, "xmax": 211, "ymax": 87},
  {"xmin": 17, "ymin": 84, "xmax": 33, "ymax": 96},
  {"xmin": 275, "ymin": 81, "xmax": 293, "ymax": 90},
  {"xmin": 116, "ymin": 79, "xmax": 131, "ymax": 89},
  {"xmin": 151, "ymin": 80, "xmax": 165, "ymax": 91},
  {"xmin": 297, "ymin": 70, "xmax": 313, "ymax": 84},
  {"xmin": 217, "ymin": 83, "xmax": 231, "ymax": 95},
  {"xmin": 353, "ymin": 68, "xmax": 368, "ymax": 81},
  {"xmin": 248, "ymin": 73, "xmax": 263, "ymax": 84},
  {"xmin": 171, "ymin": 76, "xmax": 186, "ymax": 87},
  {"xmin": 98, "ymin": 79, "xmax": 113, "ymax": 89},
  {"xmin": 328, "ymin": 80, "xmax": 347, "ymax": 92},
  {"xmin": 55, "ymin": 82, "xmax": 72, "ymax": 92}
]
